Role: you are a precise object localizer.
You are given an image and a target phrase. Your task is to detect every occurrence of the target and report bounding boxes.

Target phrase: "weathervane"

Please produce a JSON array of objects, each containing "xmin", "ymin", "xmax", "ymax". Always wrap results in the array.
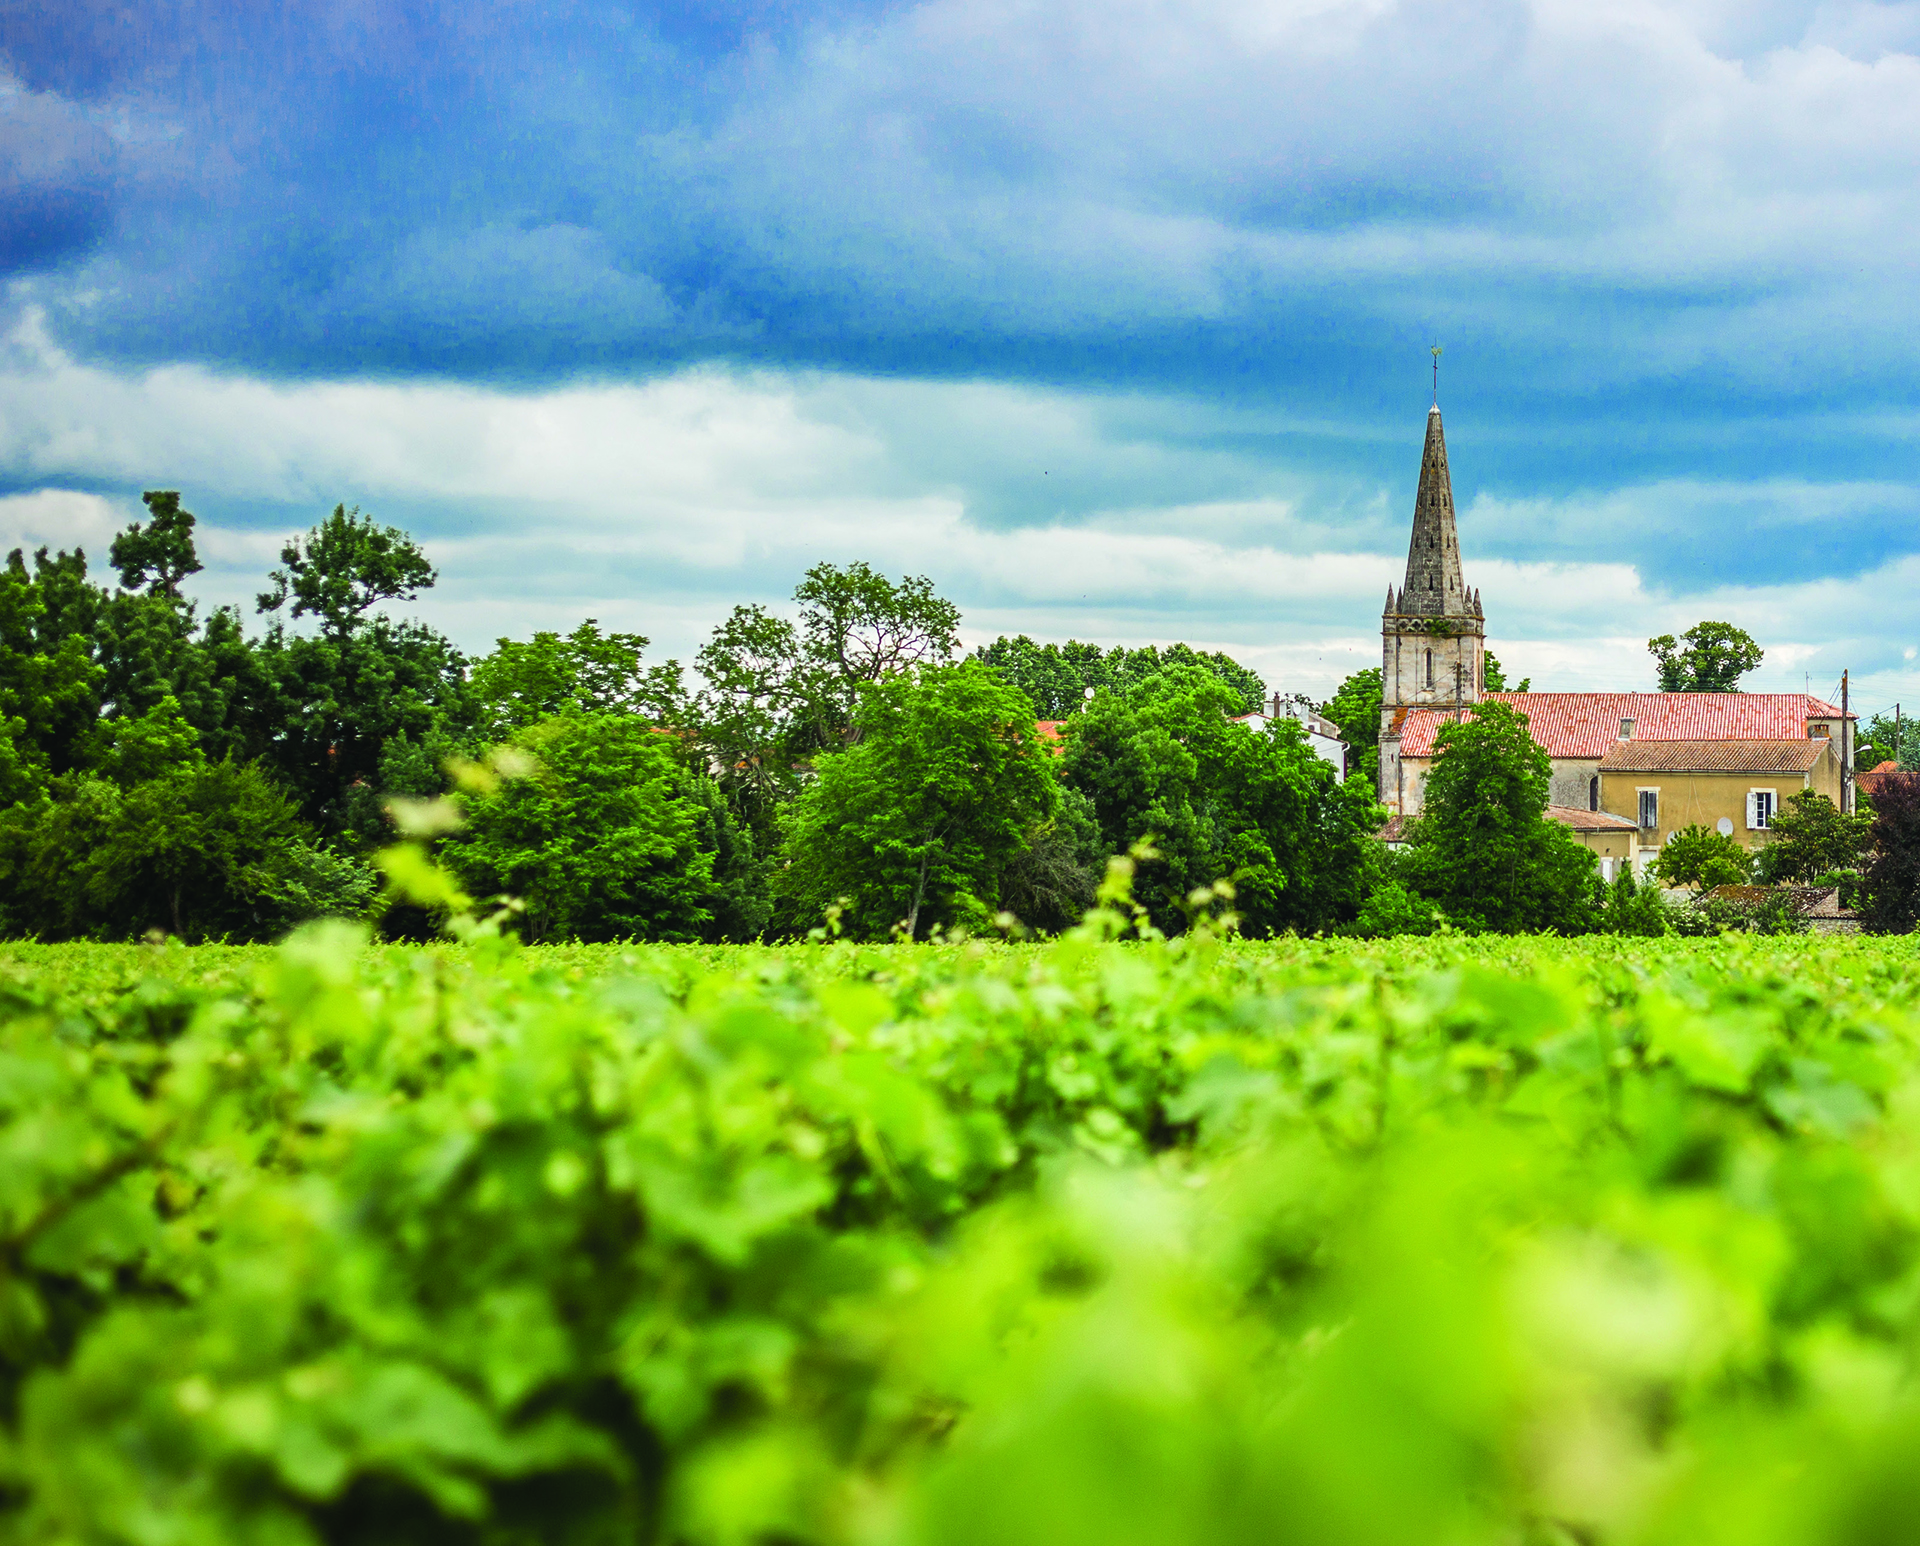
[{"xmin": 1430, "ymin": 343, "xmax": 1442, "ymax": 407}]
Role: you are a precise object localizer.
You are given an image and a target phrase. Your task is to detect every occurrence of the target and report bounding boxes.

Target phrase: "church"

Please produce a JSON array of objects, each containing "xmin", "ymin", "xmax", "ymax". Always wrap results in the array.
[{"xmin": 1375, "ymin": 404, "xmax": 1854, "ymax": 880}]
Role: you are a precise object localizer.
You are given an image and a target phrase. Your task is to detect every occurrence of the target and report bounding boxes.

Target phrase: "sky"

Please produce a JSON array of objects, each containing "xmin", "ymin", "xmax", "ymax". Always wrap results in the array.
[{"xmin": 3, "ymin": 0, "xmax": 1919, "ymax": 711}]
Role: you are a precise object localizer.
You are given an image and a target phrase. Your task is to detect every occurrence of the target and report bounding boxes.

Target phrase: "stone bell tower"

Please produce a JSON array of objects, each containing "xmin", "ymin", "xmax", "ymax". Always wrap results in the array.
[{"xmin": 1378, "ymin": 403, "xmax": 1484, "ymax": 813}]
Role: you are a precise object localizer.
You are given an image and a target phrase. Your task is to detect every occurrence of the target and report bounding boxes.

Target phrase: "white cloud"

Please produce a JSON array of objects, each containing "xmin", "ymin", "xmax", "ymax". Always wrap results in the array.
[{"xmin": 0, "ymin": 310, "xmax": 1915, "ymax": 711}]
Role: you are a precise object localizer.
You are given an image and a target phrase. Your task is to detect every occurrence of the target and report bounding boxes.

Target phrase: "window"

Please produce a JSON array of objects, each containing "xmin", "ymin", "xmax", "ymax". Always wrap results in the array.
[
  {"xmin": 1425, "ymin": 649, "xmax": 1433, "ymax": 687},
  {"xmin": 1638, "ymin": 788, "xmax": 1659, "ymax": 830},
  {"xmin": 1619, "ymin": 718, "xmax": 1635, "ymax": 739},
  {"xmin": 1809, "ymin": 724, "xmax": 1830, "ymax": 739},
  {"xmin": 1748, "ymin": 789, "xmax": 1778, "ymax": 830},
  {"xmin": 1589, "ymin": 775, "xmax": 1599, "ymax": 812}
]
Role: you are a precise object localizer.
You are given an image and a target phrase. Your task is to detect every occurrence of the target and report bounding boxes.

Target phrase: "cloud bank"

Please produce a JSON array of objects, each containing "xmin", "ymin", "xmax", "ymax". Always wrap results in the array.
[
  {"xmin": 3, "ymin": 1, "xmax": 1917, "ymax": 711},
  {"xmin": 2, "ymin": 311, "xmax": 1911, "ymax": 709}
]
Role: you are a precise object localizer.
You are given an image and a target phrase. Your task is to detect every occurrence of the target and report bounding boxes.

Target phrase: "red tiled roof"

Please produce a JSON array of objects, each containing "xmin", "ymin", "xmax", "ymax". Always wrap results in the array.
[
  {"xmin": 1598, "ymin": 739, "xmax": 1828, "ymax": 774},
  {"xmin": 1397, "ymin": 693, "xmax": 1848, "ymax": 759},
  {"xmin": 1544, "ymin": 804, "xmax": 1639, "ymax": 831},
  {"xmin": 1859, "ymin": 760, "xmax": 1903, "ymax": 794},
  {"xmin": 1035, "ymin": 720, "xmax": 1065, "ymax": 740}
]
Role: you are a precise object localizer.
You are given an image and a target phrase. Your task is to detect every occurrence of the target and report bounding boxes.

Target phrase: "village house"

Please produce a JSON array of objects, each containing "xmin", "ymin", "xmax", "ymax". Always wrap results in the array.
[
  {"xmin": 1376, "ymin": 404, "xmax": 1853, "ymax": 879},
  {"xmin": 1233, "ymin": 693, "xmax": 1347, "ymax": 772}
]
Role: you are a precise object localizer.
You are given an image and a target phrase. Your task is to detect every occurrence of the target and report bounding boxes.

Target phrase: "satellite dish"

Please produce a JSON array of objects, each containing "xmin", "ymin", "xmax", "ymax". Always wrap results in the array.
[
  {"xmin": 1717, "ymin": 817, "xmax": 1734, "ymax": 837},
  {"xmin": 1083, "ymin": 686, "xmax": 1095, "ymax": 701}
]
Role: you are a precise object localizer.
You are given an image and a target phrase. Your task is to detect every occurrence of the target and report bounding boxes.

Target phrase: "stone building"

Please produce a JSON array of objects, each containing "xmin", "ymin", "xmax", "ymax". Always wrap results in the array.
[{"xmin": 1376, "ymin": 404, "xmax": 1853, "ymax": 877}]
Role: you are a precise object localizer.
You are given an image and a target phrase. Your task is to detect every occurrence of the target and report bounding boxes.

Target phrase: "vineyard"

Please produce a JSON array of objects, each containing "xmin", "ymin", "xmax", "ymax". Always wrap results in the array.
[{"xmin": 7, "ymin": 925, "xmax": 1920, "ymax": 1545}]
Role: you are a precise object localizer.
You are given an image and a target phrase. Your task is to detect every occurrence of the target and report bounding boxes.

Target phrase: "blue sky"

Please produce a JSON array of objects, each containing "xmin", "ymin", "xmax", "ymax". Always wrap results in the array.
[{"xmin": 3, "ymin": 0, "xmax": 1919, "ymax": 707}]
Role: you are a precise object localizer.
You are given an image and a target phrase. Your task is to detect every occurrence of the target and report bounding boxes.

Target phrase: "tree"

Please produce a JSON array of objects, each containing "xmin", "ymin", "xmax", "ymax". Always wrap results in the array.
[
  {"xmin": 0, "ymin": 549, "xmax": 102, "ymax": 785},
  {"xmin": 1859, "ymin": 772, "xmax": 1920, "ymax": 934},
  {"xmin": 999, "ymin": 783, "xmax": 1108, "ymax": 934},
  {"xmin": 795, "ymin": 562, "xmax": 961, "ymax": 693},
  {"xmin": 1321, "ymin": 668, "xmax": 1381, "ymax": 785},
  {"xmin": 1752, "ymin": 789, "xmax": 1873, "ymax": 884},
  {"xmin": 1482, "ymin": 650, "xmax": 1529, "ymax": 693},
  {"xmin": 109, "ymin": 491, "xmax": 203, "ymax": 600},
  {"xmin": 1595, "ymin": 867, "xmax": 1674, "ymax": 936},
  {"xmin": 251, "ymin": 509, "xmax": 470, "ymax": 838},
  {"xmin": 252, "ymin": 617, "xmax": 474, "ymax": 837},
  {"xmin": 258, "ymin": 505, "xmax": 437, "ymax": 640},
  {"xmin": 1653, "ymin": 824, "xmax": 1750, "ymax": 896},
  {"xmin": 1647, "ymin": 622, "xmax": 1763, "ymax": 693},
  {"xmin": 0, "ymin": 758, "xmax": 328, "ymax": 941},
  {"xmin": 778, "ymin": 663, "xmax": 1058, "ymax": 939},
  {"xmin": 1399, "ymin": 699, "xmax": 1599, "ymax": 933},
  {"xmin": 446, "ymin": 714, "xmax": 716, "ymax": 943},
  {"xmin": 1060, "ymin": 666, "xmax": 1381, "ymax": 936},
  {"xmin": 469, "ymin": 620, "xmax": 682, "ymax": 742},
  {"xmin": 694, "ymin": 563, "xmax": 964, "ymax": 806},
  {"xmin": 972, "ymin": 635, "xmax": 1265, "ymax": 717}
]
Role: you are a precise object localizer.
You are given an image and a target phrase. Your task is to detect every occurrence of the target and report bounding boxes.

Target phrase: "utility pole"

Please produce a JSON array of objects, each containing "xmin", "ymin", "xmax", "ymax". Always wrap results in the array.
[
  {"xmin": 1842, "ymin": 670, "xmax": 1852, "ymax": 813},
  {"xmin": 1896, "ymin": 703, "xmax": 1903, "ymax": 768}
]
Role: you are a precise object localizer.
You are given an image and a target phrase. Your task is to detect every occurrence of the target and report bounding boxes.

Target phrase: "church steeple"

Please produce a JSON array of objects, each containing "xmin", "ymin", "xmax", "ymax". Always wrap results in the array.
[
  {"xmin": 1377, "ymin": 400, "xmax": 1486, "ymax": 813},
  {"xmin": 1389, "ymin": 405, "xmax": 1475, "ymax": 619}
]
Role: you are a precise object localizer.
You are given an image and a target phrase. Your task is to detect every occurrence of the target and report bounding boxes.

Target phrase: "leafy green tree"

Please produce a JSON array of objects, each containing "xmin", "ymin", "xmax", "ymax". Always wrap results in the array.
[
  {"xmin": 470, "ymin": 619, "xmax": 683, "ymax": 742},
  {"xmin": 686, "ymin": 774, "xmax": 774, "ymax": 942},
  {"xmin": 1653, "ymin": 823, "xmax": 1751, "ymax": 895},
  {"xmin": 252, "ymin": 510, "xmax": 471, "ymax": 838},
  {"xmin": 1400, "ymin": 699, "xmax": 1599, "ymax": 932},
  {"xmin": 779, "ymin": 663, "xmax": 1057, "ymax": 939},
  {"xmin": 1321, "ymin": 667, "xmax": 1381, "ymax": 785},
  {"xmin": 1595, "ymin": 867, "xmax": 1675, "ymax": 935},
  {"xmin": 252, "ymin": 617, "xmax": 473, "ymax": 837},
  {"xmin": 80, "ymin": 694, "xmax": 203, "ymax": 785},
  {"xmin": 13, "ymin": 498, "xmax": 273, "ymax": 767},
  {"xmin": 0, "ymin": 549, "xmax": 103, "ymax": 784},
  {"xmin": 446, "ymin": 714, "xmax": 716, "ymax": 942},
  {"xmin": 972, "ymin": 635, "xmax": 1265, "ymax": 717},
  {"xmin": 1647, "ymin": 621, "xmax": 1764, "ymax": 692},
  {"xmin": 109, "ymin": 491, "xmax": 204, "ymax": 600},
  {"xmin": 258, "ymin": 504, "xmax": 438, "ymax": 640},
  {"xmin": 1482, "ymin": 649, "xmax": 1529, "ymax": 693},
  {"xmin": 694, "ymin": 563, "xmax": 963, "ymax": 812},
  {"xmin": 1860, "ymin": 771, "xmax": 1920, "ymax": 934},
  {"xmin": 970, "ymin": 636, "xmax": 1107, "ymax": 717},
  {"xmin": 1061, "ymin": 667, "xmax": 1381, "ymax": 936},
  {"xmin": 0, "ymin": 758, "xmax": 326, "ymax": 940},
  {"xmin": 1753, "ymin": 789, "xmax": 1873, "ymax": 884},
  {"xmin": 999, "ymin": 782, "xmax": 1108, "ymax": 934}
]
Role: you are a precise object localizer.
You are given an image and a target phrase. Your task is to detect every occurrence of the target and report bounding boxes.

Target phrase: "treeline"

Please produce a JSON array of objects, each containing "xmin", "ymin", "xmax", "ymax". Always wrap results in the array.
[
  {"xmin": 17, "ymin": 493, "xmax": 1913, "ymax": 944},
  {"xmin": 0, "ymin": 495, "xmax": 1380, "ymax": 942}
]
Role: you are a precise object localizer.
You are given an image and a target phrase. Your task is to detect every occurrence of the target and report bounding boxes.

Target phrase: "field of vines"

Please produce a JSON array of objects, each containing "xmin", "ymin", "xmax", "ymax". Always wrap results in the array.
[{"xmin": 7, "ymin": 924, "xmax": 1920, "ymax": 1545}]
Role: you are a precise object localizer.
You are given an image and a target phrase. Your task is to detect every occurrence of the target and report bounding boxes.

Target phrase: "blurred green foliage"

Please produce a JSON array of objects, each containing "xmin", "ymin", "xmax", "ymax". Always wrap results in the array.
[{"xmin": 7, "ymin": 926, "xmax": 1920, "ymax": 1545}]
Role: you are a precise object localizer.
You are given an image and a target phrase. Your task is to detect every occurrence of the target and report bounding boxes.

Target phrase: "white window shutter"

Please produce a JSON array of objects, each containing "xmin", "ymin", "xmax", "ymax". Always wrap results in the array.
[{"xmin": 1746, "ymin": 791, "xmax": 1759, "ymax": 830}]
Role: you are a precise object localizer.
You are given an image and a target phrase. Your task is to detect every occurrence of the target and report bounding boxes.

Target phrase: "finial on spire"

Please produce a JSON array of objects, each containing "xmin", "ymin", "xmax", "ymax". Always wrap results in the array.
[{"xmin": 1430, "ymin": 343, "xmax": 1442, "ymax": 410}]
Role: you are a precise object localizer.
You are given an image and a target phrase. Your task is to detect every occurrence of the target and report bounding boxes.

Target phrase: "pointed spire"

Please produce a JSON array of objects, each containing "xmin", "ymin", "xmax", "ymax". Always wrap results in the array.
[{"xmin": 1398, "ymin": 407, "xmax": 1469, "ymax": 618}]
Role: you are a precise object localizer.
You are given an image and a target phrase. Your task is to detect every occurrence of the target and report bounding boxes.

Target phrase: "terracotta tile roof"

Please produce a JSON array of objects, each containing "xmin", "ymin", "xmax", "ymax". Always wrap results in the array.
[
  {"xmin": 1035, "ymin": 720, "xmax": 1065, "ymax": 741},
  {"xmin": 1544, "ymin": 804, "xmax": 1640, "ymax": 831},
  {"xmin": 1598, "ymin": 739, "xmax": 1827, "ymax": 774},
  {"xmin": 1858, "ymin": 760, "xmax": 1906, "ymax": 794},
  {"xmin": 1397, "ymin": 693, "xmax": 1848, "ymax": 759}
]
